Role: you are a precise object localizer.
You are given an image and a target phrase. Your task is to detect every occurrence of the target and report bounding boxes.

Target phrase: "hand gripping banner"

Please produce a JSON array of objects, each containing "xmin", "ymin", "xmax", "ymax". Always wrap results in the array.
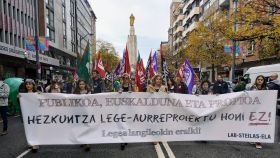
[{"xmin": 19, "ymin": 91, "xmax": 277, "ymax": 145}]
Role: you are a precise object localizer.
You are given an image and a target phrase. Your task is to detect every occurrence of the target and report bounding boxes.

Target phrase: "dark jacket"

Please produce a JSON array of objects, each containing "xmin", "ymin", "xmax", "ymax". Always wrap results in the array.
[
  {"xmin": 174, "ymin": 82, "xmax": 188, "ymax": 94},
  {"xmin": 268, "ymin": 80, "xmax": 280, "ymax": 98},
  {"xmin": 91, "ymin": 78, "xmax": 104, "ymax": 94},
  {"xmin": 213, "ymin": 81, "xmax": 229, "ymax": 94}
]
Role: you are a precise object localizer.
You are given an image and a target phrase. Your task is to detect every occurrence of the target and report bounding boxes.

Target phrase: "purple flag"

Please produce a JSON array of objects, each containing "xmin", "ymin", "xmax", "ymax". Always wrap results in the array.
[
  {"xmin": 119, "ymin": 49, "xmax": 126, "ymax": 75},
  {"xmin": 113, "ymin": 62, "xmax": 121, "ymax": 77},
  {"xmin": 152, "ymin": 52, "xmax": 158, "ymax": 74},
  {"xmin": 184, "ymin": 60, "xmax": 195, "ymax": 94}
]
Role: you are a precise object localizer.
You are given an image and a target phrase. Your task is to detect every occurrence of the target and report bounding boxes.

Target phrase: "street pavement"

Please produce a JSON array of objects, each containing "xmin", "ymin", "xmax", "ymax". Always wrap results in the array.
[{"xmin": 0, "ymin": 116, "xmax": 279, "ymax": 158}]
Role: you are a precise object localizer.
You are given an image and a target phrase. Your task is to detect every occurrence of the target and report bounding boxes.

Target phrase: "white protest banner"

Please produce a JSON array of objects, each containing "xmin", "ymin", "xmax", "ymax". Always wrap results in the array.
[{"xmin": 19, "ymin": 91, "xmax": 277, "ymax": 145}]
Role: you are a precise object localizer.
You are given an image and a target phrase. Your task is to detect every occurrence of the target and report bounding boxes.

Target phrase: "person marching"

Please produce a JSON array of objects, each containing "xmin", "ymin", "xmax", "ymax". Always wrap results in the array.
[
  {"xmin": 147, "ymin": 74, "xmax": 167, "ymax": 93},
  {"xmin": 18, "ymin": 79, "xmax": 39, "ymax": 153},
  {"xmin": 118, "ymin": 73, "xmax": 134, "ymax": 150},
  {"xmin": 73, "ymin": 79, "xmax": 92, "ymax": 152},
  {"xmin": 250, "ymin": 75, "xmax": 268, "ymax": 149},
  {"xmin": 0, "ymin": 75, "xmax": 10, "ymax": 136},
  {"xmin": 167, "ymin": 78, "xmax": 176, "ymax": 93},
  {"xmin": 196, "ymin": 80, "xmax": 212, "ymax": 95},
  {"xmin": 174, "ymin": 76, "xmax": 188, "ymax": 94},
  {"xmin": 147, "ymin": 74, "xmax": 167, "ymax": 145}
]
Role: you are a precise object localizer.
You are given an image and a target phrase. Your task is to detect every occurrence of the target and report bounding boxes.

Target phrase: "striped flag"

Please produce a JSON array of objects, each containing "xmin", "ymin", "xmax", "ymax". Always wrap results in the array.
[
  {"xmin": 160, "ymin": 43, "xmax": 169, "ymax": 85},
  {"xmin": 184, "ymin": 60, "xmax": 195, "ymax": 94}
]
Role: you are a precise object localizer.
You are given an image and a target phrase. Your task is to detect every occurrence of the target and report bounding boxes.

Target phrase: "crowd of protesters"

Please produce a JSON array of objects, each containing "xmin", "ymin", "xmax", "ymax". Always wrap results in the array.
[{"xmin": 0, "ymin": 70, "xmax": 280, "ymax": 152}]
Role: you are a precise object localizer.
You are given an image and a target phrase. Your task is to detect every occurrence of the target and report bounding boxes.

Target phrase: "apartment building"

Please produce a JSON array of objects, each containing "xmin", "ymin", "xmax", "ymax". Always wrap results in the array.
[{"xmin": 38, "ymin": 0, "xmax": 96, "ymax": 78}]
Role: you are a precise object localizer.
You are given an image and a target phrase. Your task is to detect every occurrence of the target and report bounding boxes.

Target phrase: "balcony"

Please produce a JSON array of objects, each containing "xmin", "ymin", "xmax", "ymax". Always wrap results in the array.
[
  {"xmin": 173, "ymin": 37, "xmax": 182, "ymax": 47},
  {"xmin": 176, "ymin": 26, "xmax": 184, "ymax": 33},
  {"xmin": 219, "ymin": 0, "xmax": 230, "ymax": 8},
  {"xmin": 183, "ymin": 0, "xmax": 195, "ymax": 14},
  {"xmin": 183, "ymin": 22, "xmax": 198, "ymax": 37},
  {"xmin": 186, "ymin": 7, "xmax": 201, "ymax": 21}
]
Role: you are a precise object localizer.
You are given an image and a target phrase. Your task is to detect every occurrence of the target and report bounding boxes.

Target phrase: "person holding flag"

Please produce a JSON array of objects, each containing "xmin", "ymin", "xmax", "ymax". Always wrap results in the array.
[{"xmin": 91, "ymin": 70, "xmax": 105, "ymax": 94}]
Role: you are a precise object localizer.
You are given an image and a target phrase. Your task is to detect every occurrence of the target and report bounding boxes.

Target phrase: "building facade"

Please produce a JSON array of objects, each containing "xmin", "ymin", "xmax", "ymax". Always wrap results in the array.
[
  {"xmin": 0, "ymin": 0, "xmax": 96, "ymax": 80},
  {"xmin": 168, "ymin": 0, "xmax": 182, "ymax": 56},
  {"xmin": 38, "ymin": 0, "xmax": 96, "ymax": 79},
  {"xmin": 0, "ymin": 0, "xmax": 60, "ymax": 79}
]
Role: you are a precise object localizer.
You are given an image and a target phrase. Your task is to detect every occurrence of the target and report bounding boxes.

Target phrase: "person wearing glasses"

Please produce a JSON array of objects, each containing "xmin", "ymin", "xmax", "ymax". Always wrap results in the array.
[
  {"xmin": 118, "ymin": 73, "xmax": 134, "ymax": 150},
  {"xmin": 250, "ymin": 75, "xmax": 268, "ymax": 149}
]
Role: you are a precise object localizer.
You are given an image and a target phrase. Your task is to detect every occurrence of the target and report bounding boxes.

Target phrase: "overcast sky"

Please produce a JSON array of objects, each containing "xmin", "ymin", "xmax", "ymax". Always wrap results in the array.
[{"xmin": 89, "ymin": 0, "xmax": 171, "ymax": 64}]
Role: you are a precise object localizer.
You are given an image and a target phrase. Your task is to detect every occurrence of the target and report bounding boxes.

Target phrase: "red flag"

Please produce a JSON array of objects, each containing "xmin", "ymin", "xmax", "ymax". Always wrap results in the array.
[
  {"xmin": 136, "ymin": 54, "xmax": 146, "ymax": 91},
  {"xmin": 96, "ymin": 51, "xmax": 106, "ymax": 78},
  {"xmin": 149, "ymin": 50, "xmax": 155, "ymax": 79},
  {"xmin": 124, "ymin": 46, "xmax": 131, "ymax": 74}
]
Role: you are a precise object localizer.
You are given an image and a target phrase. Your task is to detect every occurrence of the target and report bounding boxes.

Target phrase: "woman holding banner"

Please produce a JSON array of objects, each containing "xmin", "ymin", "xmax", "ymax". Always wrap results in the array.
[
  {"xmin": 118, "ymin": 73, "xmax": 135, "ymax": 150},
  {"xmin": 73, "ymin": 79, "xmax": 91, "ymax": 152},
  {"xmin": 18, "ymin": 79, "xmax": 39, "ymax": 153},
  {"xmin": 250, "ymin": 75, "xmax": 268, "ymax": 149},
  {"xmin": 167, "ymin": 78, "xmax": 176, "ymax": 93},
  {"xmin": 147, "ymin": 74, "xmax": 167, "ymax": 145},
  {"xmin": 196, "ymin": 80, "xmax": 212, "ymax": 95},
  {"xmin": 147, "ymin": 74, "xmax": 167, "ymax": 93}
]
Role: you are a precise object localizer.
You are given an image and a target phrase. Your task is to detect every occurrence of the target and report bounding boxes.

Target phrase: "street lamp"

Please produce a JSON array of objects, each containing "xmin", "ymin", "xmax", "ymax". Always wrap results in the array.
[
  {"xmin": 231, "ymin": 0, "xmax": 238, "ymax": 80},
  {"xmin": 79, "ymin": 33, "xmax": 94, "ymax": 80},
  {"xmin": 50, "ymin": 66, "xmax": 53, "ymax": 80},
  {"xmin": 24, "ymin": 51, "xmax": 30, "ymax": 78},
  {"xmin": 80, "ymin": 33, "xmax": 94, "ymax": 55}
]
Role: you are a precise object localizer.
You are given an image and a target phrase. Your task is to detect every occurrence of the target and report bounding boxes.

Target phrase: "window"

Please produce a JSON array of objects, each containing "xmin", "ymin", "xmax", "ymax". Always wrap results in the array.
[
  {"xmin": 21, "ymin": 12, "xmax": 24, "ymax": 24},
  {"xmin": 3, "ymin": 1, "xmax": 6, "ymax": 15},
  {"xmin": 46, "ymin": 0, "xmax": 53, "ymax": 8},
  {"xmin": 0, "ymin": 29, "xmax": 3, "ymax": 42},
  {"xmin": 71, "ymin": 43, "xmax": 75, "ymax": 52},
  {"xmin": 0, "ymin": 1, "xmax": 2, "ymax": 13},
  {"xmin": 46, "ymin": 10, "xmax": 49, "ymax": 24},
  {"xmin": 71, "ymin": 16, "xmax": 75, "ymax": 26},
  {"xmin": 71, "ymin": 29, "xmax": 75, "ymax": 42},
  {"xmin": 17, "ymin": 9, "xmax": 19, "ymax": 21},
  {"xmin": 14, "ymin": 35, "xmax": 17, "ymax": 46},
  {"xmin": 63, "ymin": 37, "xmax": 67, "ymax": 48},
  {"xmin": 63, "ymin": 22, "xmax": 66, "ymax": 36},
  {"xmin": 47, "ymin": 27, "xmax": 55, "ymax": 42},
  {"xmin": 8, "ymin": 4, "xmax": 11, "ymax": 17},
  {"xmin": 31, "ymin": 18, "xmax": 33, "ymax": 29},
  {"xmin": 10, "ymin": 33, "xmax": 12, "ymax": 45},
  {"xmin": 5, "ymin": 31, "xmax": 8, "ymax": 44},
  {"xmin": 22, "ymin": 38, "xmax": 25, "ymax": 48},
  {"xmin": 47, "ymin": 10, "xmax": 54, "ymax": 27},
  {"xmin": 13, "ymin": 6, "xmax": 15, "ymax": 19},
  {"xmin": 18, "ymin": 36, "xmax": 21, "ymax": 48},
  {"xmin": 70, "ymin": 0, "xmax": 75, "ymax": 14},
  {"xmin": 25, "ymin": 14, "xmax": 27, "ymax": 26},
  {"xmin": 246, "ymin": 41, "xmax": 255, "ymax": 55},
  {"xmin": 28, "ymin": 16, "xmax": 30, "ymax": 27},
  {"xmin": 62, "ymin": 6, "xmax": 66, "ymax": 21}
]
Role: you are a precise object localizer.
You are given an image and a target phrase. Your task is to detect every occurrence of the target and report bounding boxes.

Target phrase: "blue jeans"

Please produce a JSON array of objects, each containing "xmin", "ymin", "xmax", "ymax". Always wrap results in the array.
[{"xmin": 0, "ymin": 106, "xmax": 8, "ymax": 131}]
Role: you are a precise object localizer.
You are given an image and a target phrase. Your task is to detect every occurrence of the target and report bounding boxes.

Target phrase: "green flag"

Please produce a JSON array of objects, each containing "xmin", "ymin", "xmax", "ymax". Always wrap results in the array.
[
  {"xmin": 137, "ymin": 51, "xmax": 141, "ymax": 63},
  {"xmin": 77, "ymin": 42, "xmax": 90, "ymax": 82}
]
